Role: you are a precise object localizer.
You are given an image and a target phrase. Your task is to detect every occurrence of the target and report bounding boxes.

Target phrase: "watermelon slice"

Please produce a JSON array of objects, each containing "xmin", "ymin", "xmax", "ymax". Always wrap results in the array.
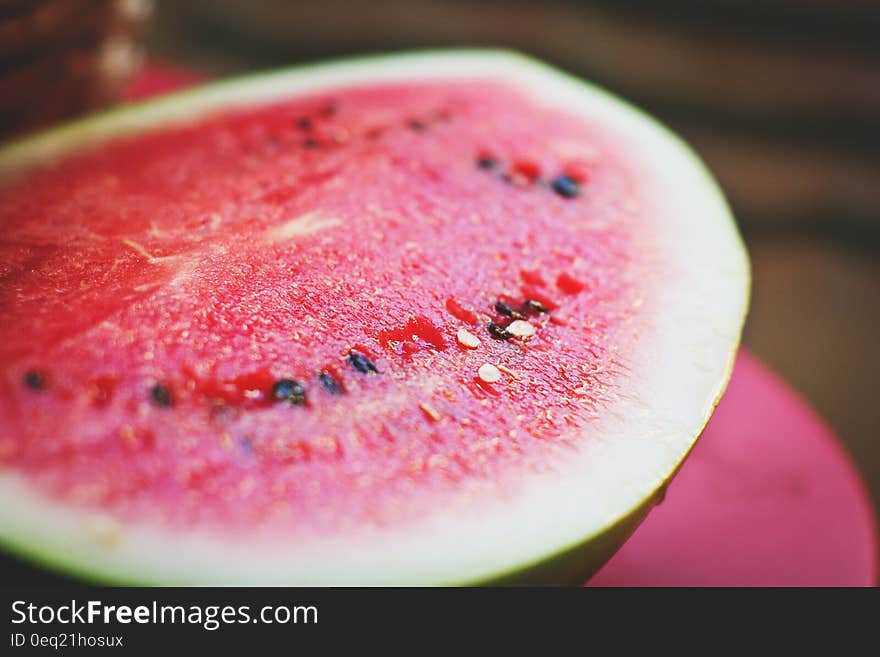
[{"xmin": 0, "ymin": 51, "xmax": 749, "ymax": 585}]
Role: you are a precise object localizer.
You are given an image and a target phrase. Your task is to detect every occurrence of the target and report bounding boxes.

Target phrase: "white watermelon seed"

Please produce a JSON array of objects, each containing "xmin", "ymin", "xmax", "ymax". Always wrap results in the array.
[
  {"xmin": 419, "ymin": 402, "xmax": 442, "ymax": 422},
  {"xmin": 457, "ymin": 328, "xmax": 481, "ymax": 349},
  {"xmin": 496, "ymin": 364, "xmax": 521, "ymax": 381},
  {"xmin": 506, "ymin": 319, "xmax": 536, "ymax": 338},
  {"xmin": 478, "ymin": 364, "xmax": 502, "ymax": 383}
]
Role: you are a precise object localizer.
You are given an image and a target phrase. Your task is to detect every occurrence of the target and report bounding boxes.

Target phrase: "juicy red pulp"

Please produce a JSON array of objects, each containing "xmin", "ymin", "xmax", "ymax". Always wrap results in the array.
[{"xmin": 0, "ymin": 80, "xmax": 650, "ymax": 535}]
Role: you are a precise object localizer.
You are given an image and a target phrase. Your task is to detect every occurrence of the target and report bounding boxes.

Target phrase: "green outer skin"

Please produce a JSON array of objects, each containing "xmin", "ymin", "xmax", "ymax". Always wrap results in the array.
[{"xmin": 0, "ymin": 49, "xmax": 750, "ymax": 586}]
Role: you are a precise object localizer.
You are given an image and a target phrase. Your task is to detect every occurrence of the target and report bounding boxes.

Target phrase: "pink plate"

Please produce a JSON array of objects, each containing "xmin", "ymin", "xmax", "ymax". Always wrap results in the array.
[{"xmin": 588, "ymin": 351, "xmax": 877, "ymax": 586}]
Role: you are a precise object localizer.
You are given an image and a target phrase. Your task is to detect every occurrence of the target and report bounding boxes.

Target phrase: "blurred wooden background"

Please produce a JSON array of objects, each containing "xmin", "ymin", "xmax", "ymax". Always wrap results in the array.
[
  {"xmin": 4, "ymin": 1, "xmax": 878, "ymax": 523},
  {"xmin": 0, "ymin": 0, "xmax": 150, "ymax": 139}
]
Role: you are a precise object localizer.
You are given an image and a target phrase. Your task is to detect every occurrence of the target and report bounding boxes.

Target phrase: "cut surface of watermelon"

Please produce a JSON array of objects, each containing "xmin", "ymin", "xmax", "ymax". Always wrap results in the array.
[{"xmin": 0, "ymin": 51, "xmax": 749, "ymax": 584}]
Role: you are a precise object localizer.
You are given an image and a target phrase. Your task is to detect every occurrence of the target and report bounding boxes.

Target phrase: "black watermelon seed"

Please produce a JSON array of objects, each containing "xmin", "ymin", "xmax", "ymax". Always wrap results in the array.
[
  {"xmin": 150, "ymin": 384, "xmax": 173, "ymax": 407},
  {"xmin": 494, "ymin": 300, "xmax": 513, "ymax": 316},
  {"xmin": 494, "ymin": 300, "xmax": 525, "ymax": 320},
  {"xmin": 23, "ymin": 370, "xmax": 45, "ymax": 390},
  {"xmin": 348, "ymin": 352, "xmax": 378, "ymax": 374},
  {"xmin": 303, "ymin": 138, "xmax": 320, "ymax": 149},
  {"xmin": 318, "ymin": 372, "xmax": 343, "ymax": 394},
  {"xmin": 272, "ymin": 379, "xmax": 307, "ymax": 405},
  {"xmin": 523, "ymin": 299, "xmax": 549, "ymax": 314},
  {"xmin": 320, "ymin": 103, "xmax": 337, "ymax": 117},
  {"xmin": 408, "ymin": 119, "xmax": 427, "ymax": 131},
  {"xmin": 487, "ymin": 322, "xmax": 512, "ymax": 340},
  {"xmin": 551, "ymin": 174, "xmax": 580, "ymax": 198},
  {"xmin": 477, "ymin": 157, "xmax": 498, "ymax": 170},
  {"xmin": 296, "ymin": 116, "xmax": 313, "ymax": 130}
]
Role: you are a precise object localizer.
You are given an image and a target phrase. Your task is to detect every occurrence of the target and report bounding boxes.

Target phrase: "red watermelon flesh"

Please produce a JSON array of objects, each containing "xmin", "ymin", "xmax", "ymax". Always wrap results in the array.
[
  {"xmin": 0, "ymin": 53, "xmax": 748, "ymax": 584},
  {"xmin": 3, "ymin": 81, "xmax": 640, "ymax": 525}
]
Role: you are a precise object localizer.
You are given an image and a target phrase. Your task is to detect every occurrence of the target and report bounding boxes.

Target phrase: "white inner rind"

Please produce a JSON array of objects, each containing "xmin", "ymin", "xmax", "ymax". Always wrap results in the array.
[{"xmin": 0, "ymin": 51, "xmax": 749, "ymax": 585}]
